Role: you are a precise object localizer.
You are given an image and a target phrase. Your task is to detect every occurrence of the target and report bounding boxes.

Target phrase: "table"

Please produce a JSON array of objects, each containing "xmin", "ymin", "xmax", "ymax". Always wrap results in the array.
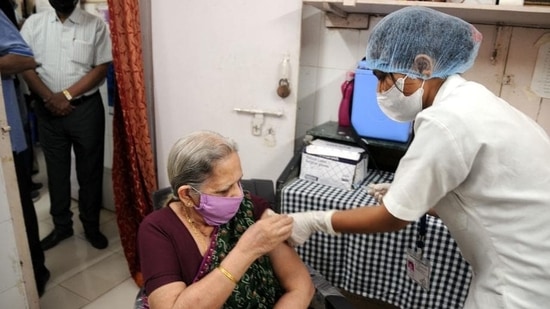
[{"xmin": 281, "ymin": 170, "xmax": 472, "ymax": 309}]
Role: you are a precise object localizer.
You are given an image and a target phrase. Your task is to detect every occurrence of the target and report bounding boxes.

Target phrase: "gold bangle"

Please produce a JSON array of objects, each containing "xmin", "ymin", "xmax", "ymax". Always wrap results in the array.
[{"xmin": 217, "ymin": 266, "xmax": 238, "ymax": 284}]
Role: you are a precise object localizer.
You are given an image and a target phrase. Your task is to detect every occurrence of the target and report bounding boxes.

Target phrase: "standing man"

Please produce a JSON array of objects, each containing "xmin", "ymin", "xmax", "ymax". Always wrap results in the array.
[
  {"xmin": 21, "ymin": 0, "xmax": 112, "ymax": 250},
  {"xmin": 0, "ymin": 9, "xmax": 50, "ymax": 296}
]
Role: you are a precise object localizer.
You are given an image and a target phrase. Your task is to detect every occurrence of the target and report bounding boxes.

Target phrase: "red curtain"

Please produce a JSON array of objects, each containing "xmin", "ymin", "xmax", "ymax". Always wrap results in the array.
[{"xmin": 107, "ymin": 0, "xmax": 157, "ymax": 287}]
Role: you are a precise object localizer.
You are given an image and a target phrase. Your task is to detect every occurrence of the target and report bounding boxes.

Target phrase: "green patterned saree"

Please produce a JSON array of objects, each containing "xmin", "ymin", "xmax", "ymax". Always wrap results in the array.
[{"xmin": 193, "ymin": 193, "xmax": 284, "ymax": 308}]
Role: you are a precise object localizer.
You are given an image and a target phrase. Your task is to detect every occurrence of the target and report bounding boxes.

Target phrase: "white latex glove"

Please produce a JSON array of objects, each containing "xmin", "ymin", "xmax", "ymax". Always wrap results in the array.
[
  {"xmin": 287, "ymin": 210, "xmax": 339, "ymax": 247},
  {"xmin": 366, "ymin": 182, "xmax": 391, "ymax": 203}
]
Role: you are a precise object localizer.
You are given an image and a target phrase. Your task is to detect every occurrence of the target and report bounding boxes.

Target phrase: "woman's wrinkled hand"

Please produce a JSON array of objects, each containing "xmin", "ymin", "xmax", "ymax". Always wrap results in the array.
[{"xmin": 237, "ymin": 210, "xmax": 293, "ymax": 259}]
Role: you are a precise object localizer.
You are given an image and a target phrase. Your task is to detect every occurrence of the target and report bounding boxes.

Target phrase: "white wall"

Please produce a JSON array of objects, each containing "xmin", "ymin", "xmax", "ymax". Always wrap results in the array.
[
  {"xmin": 296, "ymin": 5, "xmax": 550, "ymax": 139},
  {"xmin": 151, "ymin": 0, "xmax": 303, "ymax": 187}
]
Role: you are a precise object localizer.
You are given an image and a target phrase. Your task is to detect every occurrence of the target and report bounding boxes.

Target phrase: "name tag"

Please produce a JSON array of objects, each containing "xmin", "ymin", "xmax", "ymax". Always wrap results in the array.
[{"xmin": 406, "ymin": 248, "xmax": 432, "ymax": 291}]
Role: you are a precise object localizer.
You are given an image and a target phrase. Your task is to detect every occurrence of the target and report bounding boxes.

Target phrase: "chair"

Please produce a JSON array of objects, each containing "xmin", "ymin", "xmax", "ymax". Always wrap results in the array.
[
  {"xmin": 151, "ymin": 186, "xmax": 172, "ymax": 210},
  {"xmin": 137, "ymin": 179, "xmax": 354, "ymax": 309}
]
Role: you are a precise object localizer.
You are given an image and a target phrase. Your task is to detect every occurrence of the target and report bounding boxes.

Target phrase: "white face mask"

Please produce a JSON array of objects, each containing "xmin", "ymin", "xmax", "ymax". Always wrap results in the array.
[{"xmin": 376, "ymin": 76, "xmax": 425, "ymax": 122}]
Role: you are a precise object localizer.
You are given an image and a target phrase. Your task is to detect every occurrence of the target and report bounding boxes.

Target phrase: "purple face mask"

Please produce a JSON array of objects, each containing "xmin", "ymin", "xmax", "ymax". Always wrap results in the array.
[{"xmin": 191, "ymin": 183, "xmax": 243, "ymax": 226}]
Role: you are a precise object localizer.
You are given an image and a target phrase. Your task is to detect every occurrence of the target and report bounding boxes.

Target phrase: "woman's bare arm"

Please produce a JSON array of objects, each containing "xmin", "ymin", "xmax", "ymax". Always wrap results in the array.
[{"xmin": 269, "ymin": 242, "xmax": 315, "ymax": 309}]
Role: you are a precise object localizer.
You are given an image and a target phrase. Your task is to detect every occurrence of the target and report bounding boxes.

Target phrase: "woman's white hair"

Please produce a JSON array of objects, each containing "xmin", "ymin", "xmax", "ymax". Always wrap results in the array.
[{"xmin": 167, "ymin": 130, "xmax": 238, "ymax": 196}]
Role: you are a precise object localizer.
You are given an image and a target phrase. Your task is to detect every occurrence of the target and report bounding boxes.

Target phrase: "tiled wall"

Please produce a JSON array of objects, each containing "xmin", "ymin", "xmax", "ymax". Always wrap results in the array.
[{"xmin": 296, "ymin": 5, "xmax": 550, "ymax": 140}]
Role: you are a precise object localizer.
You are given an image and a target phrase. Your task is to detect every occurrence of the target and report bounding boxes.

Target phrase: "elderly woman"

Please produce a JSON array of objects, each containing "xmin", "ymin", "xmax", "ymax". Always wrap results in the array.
[{"xmin": 138, "ymin": 130, "xmax": 314, "ymax": 309}]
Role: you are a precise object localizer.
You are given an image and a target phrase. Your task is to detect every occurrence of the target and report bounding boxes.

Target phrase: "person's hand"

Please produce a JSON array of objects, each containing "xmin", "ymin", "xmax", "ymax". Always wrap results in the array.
[
  {"xmin": 237, "ymin": 210, "xmax": 293, "ymax": 259},
  {"xmin": 366, "ymin": 182, "xmax": 391, "ymax": 203},
  {"xmin": 287, "ymin": 210, "xmax": 338, "ymax": 247},
  {"xmin": 44, "ymin": 92, "xmax": 74, "ymax": 116}
]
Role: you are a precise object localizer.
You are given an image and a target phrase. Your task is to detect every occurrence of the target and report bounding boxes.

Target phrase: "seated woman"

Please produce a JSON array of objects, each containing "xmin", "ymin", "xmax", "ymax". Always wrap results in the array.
[{"xmin": 138, "ymin": 130, "xmax": 314, "ymax": 309}]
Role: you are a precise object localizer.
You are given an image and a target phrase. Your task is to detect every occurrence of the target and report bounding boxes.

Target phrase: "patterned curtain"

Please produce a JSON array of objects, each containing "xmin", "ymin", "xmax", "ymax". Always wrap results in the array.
[{"xmin": 107, "ymin": 0, "xmax": 157, "ymax": 287}]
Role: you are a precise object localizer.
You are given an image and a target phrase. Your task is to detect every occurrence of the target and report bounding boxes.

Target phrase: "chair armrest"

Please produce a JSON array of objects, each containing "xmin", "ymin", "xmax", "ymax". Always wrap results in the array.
[{"xmin": 307, "ymin": 265, "xmax": 355, "ymax": 309}]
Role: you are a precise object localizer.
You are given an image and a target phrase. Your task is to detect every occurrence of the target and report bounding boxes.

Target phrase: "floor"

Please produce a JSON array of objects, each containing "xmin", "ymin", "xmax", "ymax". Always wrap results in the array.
[{"xmin": 32, "ymin": 147, "xmax": 139, "ymax": 309}]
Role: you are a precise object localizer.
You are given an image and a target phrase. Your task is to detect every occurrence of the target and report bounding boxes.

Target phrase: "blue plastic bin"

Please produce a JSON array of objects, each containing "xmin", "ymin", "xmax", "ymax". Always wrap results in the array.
[{"xmin": 351, "ymin": 64, "xmax": 412, "ymax": 143}]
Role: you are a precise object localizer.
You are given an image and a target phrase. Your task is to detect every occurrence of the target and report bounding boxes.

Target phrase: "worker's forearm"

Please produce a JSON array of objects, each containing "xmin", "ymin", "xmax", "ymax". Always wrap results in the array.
[
  {"xmin": 21, "ymin": 69, "xmax": 53, "ymax": 101},
  {"xmin": 331, "ymin": 204, "xmax": 410, "ymax": 234},
  {"xmin": 0, "ymin": 54, "xmax": 38, "ymax": 75}
]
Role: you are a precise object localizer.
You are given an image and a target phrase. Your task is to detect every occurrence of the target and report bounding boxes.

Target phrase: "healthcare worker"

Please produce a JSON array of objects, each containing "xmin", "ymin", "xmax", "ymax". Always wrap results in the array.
[{"xmin": 288, "ymin": 7, "xmax": 550, "ymax": 309}]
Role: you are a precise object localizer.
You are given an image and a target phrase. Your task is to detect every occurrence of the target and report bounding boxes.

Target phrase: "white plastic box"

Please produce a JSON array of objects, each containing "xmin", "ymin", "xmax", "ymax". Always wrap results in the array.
[{"xmin": 299, "ymin": 139, "xmax": 368, "ymax": 190}]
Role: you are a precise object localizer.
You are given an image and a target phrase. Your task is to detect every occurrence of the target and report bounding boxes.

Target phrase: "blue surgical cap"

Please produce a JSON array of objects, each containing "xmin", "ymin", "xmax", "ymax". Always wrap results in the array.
[{"xmin": 364, "ymin": 7, "xmax": 482, "ymax": 79}]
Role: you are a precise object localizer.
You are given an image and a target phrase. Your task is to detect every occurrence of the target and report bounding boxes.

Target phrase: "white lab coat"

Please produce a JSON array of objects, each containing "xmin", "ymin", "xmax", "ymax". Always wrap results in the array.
[{"xmin": 384, "ymin": 75, "xmax": 550, "ymax": 309}]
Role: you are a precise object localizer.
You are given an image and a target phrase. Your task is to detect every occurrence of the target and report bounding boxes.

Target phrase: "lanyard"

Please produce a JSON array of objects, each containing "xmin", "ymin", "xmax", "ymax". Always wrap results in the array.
[
  {"xmin": 407, "ymin": 214, "xmax": 431, "ymax": 291},
  {"xmin": 415, "ymin": 214, "xmax": 427, "ymax": 254}
]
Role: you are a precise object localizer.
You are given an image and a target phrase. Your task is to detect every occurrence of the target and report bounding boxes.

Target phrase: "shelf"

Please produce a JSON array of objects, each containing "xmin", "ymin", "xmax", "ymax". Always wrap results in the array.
[
  {"xmin": 305, "ymin": 121, "xmax": 409, "ymax": 172},
  {"xmin": 304, "ymin": 0, "xmax": 550, "ymax": 28},
  {"xmin": 306, "ymin": 121, "xmax": 411, "ymax": 152}
]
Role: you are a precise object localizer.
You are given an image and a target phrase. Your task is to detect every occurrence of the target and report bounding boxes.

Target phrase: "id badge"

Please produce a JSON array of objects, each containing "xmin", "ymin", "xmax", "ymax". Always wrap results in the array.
[{"xmin": 406, "ymin": 248, "xmax": 431, "ymax": 291}]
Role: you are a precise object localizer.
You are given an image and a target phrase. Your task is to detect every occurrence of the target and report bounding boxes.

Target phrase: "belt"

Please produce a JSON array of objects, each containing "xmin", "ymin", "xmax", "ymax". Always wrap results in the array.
[{"xmin": 70, "ymin": 91, "xmax": 100, "ymax": 106}]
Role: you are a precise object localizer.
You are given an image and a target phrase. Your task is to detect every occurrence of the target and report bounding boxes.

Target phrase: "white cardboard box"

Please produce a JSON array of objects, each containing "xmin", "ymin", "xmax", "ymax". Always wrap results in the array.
[{"xmin": 299, "ymin": 139, "xmax": 368, "ymax": 190}]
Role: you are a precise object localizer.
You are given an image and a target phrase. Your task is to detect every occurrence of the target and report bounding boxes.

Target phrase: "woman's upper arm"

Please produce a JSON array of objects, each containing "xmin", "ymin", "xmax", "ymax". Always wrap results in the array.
[
  {"xmin": 251, "ymin": 193, "xmax": 312, "ymax": 292},
  {"xmin": 268, "ymin": 242, "xmax": 314, "ymax": 296},
  {"xmin": 147, "ymin": 281, "xmax": 187, "ymax": 309}
]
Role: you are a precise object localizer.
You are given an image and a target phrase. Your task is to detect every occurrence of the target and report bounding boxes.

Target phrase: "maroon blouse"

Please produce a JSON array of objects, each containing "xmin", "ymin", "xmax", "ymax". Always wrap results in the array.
[{"xmin": 137, "ymin": 194, "xmax": 269, "ymax": 295}]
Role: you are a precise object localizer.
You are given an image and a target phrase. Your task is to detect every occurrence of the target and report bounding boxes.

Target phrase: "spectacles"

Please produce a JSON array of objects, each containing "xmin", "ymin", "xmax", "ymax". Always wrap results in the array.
[
  {"xmin": 190, "ymin": 181, "xmax": 242, "ymax": 197},
  {"xmin": 372, "ymin": 70, "xmax": 404, "ymax": 93}
]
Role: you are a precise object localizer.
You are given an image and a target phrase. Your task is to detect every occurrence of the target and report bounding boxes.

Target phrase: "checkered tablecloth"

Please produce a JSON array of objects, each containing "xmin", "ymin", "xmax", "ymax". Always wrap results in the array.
[{"xmin": 281, "ymin": 170, "xmax": 472, "ymax": 309}]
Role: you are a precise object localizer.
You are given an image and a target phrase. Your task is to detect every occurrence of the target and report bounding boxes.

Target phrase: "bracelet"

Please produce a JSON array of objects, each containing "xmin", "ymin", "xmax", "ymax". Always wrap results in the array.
[
  {"xmin": 62, "ymin": 89, "xmax": 73, "ymax": 101},
  {"xmin": 217, "ymin": 266, "xmax": 238, "ymax": 284}
]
